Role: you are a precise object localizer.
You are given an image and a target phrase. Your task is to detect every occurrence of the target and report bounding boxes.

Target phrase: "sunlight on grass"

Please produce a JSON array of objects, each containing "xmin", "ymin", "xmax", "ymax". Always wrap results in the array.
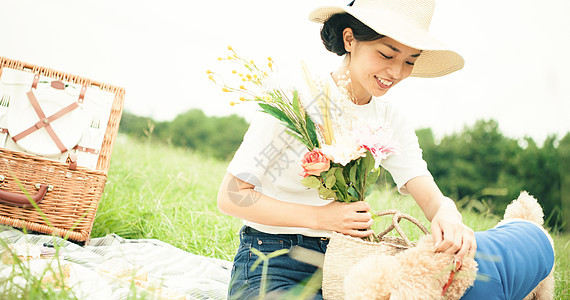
[
  {"xmin": 90, "ymin": 134, "xmax": 568, "ymax": 297},
  {"xmin": 92, "ymin": 135, "xmax": 242, "ymax": 260}
]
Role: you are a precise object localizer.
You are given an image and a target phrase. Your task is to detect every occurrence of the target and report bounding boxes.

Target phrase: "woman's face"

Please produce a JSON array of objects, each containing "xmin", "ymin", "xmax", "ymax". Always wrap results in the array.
[{"xmin": 343, "ymin": 29, "xmax": 421, "ymax": 102}]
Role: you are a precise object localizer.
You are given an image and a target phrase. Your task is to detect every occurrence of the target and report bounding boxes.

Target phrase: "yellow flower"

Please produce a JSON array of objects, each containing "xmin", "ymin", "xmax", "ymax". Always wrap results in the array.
[
  {"xmin": 240, "ymin": 85, "xmax": 246, "ymax": 90},
  {"xmin": 208, "ymin": 75, "xmax": 214, "ymax": 81},
  {"xmin": 206, "ymin": 70, "xmax": 213, "ymax": 74},
  {"xmin": 253, "ymin": 74, "xmax": 258, "ymax": 78},
  {"xmin": 239, "ymin": 73, "xmax": 243, "ymax": 77},
  {"xmin": 217, "ymin": 57, "xmax": 222, "ymax": 61},
  {"xmin": 227, "ymin": 55, "xmax": 233, "ymax": 60},
  {"xmin": 267, "ymin": 56, "xmax": 273, "ymax": 62},
  {"xmin": 227, "ymin": 45, "xmax": 233, "ymax": 51},
  {"xmin": 246, "ymin": 74, "xmax": 252, "ymax": 80},
  {"xmin": 263, "ymin": 72, "xmax": 269, "ymax": 77},
  {"xmin": 242, "ymin": 78, "xmax": 247, "ymax": 82},
  {"xmin": 229, "ymin": 101, "xmax": 236, "ymax": 106},
  {"xmin": 268, "ymin": 62, "xmax": 273, "ymax": 68},
  {"xmin": 249, "ymin": 60, "xmax": 254, "ymax": 64},
  {"xmin": 222, "ymin": 87, "xmax": 230, "ymax": 92},
  {"xmin": 232, "ymin": 70, "xmax": 237, "ymax": 74},
  {"xmin": 239, "ymin": 97, "xmax": 246, "ymax": 101}
]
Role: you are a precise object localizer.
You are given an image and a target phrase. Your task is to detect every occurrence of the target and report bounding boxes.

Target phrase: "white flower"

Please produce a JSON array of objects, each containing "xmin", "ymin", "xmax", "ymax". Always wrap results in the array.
[
  {"xmin": 320, "ymin": 133, "xmax": 367, "ymax": 166},
  {"xmin": 351, "ymin": 119, "xmax": 398, "ymax": 168}
]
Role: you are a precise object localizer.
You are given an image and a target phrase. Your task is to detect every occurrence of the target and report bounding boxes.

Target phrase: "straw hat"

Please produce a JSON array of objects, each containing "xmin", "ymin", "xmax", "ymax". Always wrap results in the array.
[{"xmin": 309, "ymin": 0, "xmax": 464, "ymax": 78}]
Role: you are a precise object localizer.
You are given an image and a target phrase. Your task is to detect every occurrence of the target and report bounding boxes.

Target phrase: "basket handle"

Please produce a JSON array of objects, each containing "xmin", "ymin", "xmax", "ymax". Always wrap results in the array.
[
  {"xmin": 0, "ymin": 184, "xmax": 51, "ymax": 207},
  {"xmin": 375, "ymin": 209, "xmax": 430, "ymax": 247}
]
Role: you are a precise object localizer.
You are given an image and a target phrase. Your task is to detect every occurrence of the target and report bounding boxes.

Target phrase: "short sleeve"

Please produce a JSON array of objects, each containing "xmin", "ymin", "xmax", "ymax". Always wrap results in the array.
[
  {"xmin": 226, "ymin": 111, "xmax": 289, "ymax": 187},
  {"xmin": 379, "ymin": 103, "xmax": 432, "ymax": 194}
]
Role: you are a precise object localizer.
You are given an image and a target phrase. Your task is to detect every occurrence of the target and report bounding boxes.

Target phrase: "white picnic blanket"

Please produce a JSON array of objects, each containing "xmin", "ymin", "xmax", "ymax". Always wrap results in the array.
[{"xmin": 0, "ymin": 226, "xmax": 232, "ymax": 299}]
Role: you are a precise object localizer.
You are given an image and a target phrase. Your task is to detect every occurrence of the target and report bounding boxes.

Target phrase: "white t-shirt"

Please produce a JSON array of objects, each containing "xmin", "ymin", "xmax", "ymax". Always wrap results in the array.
[{"xmin": 226, "ymin": 75, "xmax": 432, "ymax": 237}]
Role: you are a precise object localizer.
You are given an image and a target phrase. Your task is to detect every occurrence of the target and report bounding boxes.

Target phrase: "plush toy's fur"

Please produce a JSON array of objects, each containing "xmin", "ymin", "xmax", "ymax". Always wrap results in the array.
[{"xmin": 343, "ymin": 192, "xmax": 555, "ymax": 300}]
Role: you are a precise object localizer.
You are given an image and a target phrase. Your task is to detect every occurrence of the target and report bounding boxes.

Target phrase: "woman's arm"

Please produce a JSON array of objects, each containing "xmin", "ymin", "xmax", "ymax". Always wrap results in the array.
[
  {"xmin": 405, "ymin": 176, "xmax": 477, "ymax": 261},
  {"xmin": 217, "ymin": 172, "xmax": 374, "ymax": 237}
]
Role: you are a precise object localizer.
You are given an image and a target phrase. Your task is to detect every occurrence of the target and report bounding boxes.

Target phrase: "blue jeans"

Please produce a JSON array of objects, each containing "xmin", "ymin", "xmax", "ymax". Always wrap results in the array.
[{"xmin": 228, "ymin": 226, "xmax": 329, "ymax": 300}]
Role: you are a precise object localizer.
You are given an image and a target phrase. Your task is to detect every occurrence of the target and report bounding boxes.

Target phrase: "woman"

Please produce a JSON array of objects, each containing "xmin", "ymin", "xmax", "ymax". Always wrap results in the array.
[{"xmin": 217, "ymin": 0, "xmax": 476, "ymax": 298}]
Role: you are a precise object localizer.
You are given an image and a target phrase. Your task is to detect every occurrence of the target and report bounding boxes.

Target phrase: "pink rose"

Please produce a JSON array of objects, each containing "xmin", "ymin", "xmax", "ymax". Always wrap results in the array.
[{"xmin": 299, "ymin": 149, "xmax": 331, "ymax": 177}]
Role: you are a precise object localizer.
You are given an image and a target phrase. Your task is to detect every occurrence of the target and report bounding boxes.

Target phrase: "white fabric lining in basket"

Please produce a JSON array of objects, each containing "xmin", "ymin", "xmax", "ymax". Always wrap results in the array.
[{"xmin": 0, "ymin": 68, "xmax": 115, "ymax": 169}]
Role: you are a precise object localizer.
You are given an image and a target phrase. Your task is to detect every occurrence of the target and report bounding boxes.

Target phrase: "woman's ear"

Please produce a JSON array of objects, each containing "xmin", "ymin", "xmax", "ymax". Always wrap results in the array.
[{"xmin": 342, "ymin": 27, "xmax": 355, "ymax": 53}]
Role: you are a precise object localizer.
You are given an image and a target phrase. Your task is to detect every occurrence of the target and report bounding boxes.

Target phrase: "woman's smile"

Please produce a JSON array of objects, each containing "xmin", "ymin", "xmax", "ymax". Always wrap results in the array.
[
  {"xmin": 374, "ymin": 76, "xmax": 394, "ymax": 89},
  {"xmin": 335, "ymin": 34, "xmax": 420, "ymax": 103}
]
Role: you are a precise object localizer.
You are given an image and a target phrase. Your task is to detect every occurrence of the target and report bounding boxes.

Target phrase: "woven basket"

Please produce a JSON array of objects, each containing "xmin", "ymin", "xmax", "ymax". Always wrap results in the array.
[
  {"xmin": 322, "ymin": 209, "xmax": 430, "ymax": 300},
  {"xmin": 0, "ymin": 57, "xmax": 124, "ymax": 243}
]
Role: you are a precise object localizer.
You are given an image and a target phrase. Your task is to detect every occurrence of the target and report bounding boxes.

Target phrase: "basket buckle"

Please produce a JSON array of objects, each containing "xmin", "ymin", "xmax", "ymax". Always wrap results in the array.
[{"xmin": 35, "ymin": 183, "xmax": 54, "ymax": 192}]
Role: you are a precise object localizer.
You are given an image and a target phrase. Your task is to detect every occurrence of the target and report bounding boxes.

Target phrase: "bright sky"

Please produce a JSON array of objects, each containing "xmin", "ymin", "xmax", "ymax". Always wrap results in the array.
[{"xmin": 1, "ymin": 0, "xmax": 569, "ymax": 144}]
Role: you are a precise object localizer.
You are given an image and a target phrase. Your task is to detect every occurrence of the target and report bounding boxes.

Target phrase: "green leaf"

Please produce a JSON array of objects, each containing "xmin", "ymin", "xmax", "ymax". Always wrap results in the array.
[
  {"xmin": 259, "ymin": 103, "xmax": 293, "ymax": 126},
  {"xmin": 347, "ymin": 186, "xmax": 359, "ymax": 199},
  {"xmin": 304, "ymin": 112, "xmax": 320, "ymax": 148},
  {"xmin": 325, "ymin": 175, "xmax": 336, "ymax": 189},
  {"xmin": 328, "ymin": 190, "xmax": 339, "ymax": 200},
  {"xmin": 284, "ymin": 130, "xmax": 312, "ymax": 150},
  {"xmin": 364, "ymin": 187, "xmax": 374, "ymax": 198},
  {"xmin": 349, "ymin": 164, "xmax": 357, "ymax": 184},
  {"xmin": 282, "ymin": 123, "xmax": 301, "ymax": 135},
  {"xmin": 301, "ymin": 176, "xmax": 322, "ymax": 189},
  {"xmin": 363, "ymin": 151, "xmax": 375, "ymax": 172},
  {"xmin": 334, "ymin": 167, "xmax": 346, "ymax": 187},
  {"xmin": 318, "ymin": 187, "xmax": 336, "ymax": 200},
  {"xmin": 292, "ymin": 90, "xmax": 300, "ymax": 116},
  {"xmin": 328, "ymin": 167, "xmax": 337, "ymax": 176},
  {"xmin": 366, "ymin": 169, "xmax": 381, "ymax": 189}
]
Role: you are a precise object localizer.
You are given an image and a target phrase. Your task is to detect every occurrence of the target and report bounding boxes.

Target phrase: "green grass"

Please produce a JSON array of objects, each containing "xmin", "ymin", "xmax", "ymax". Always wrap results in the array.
[
  {"xmin": 92, "ymin": 134, "xmax": 569, "ymax": 298},
  {"xmin": 1, "ymin": 134, "xmax": 568, "ymax": 298},
  {"xmin": 91, "ymin": 135, "xmax": 242, "ymax": 260}
]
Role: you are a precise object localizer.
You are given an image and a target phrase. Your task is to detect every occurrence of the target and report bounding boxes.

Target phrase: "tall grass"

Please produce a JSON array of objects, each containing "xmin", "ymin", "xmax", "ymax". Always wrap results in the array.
[
  {"xmin": 2, "ymin": 134, "xmax": 566, "ymax": 298},
  {"xmin": 91, "ymin": 135, "xmax": 242, "ymax": 260},
  {"xmin": 92, "ymin": 134, "xmax": 569, "ymax": 297}
]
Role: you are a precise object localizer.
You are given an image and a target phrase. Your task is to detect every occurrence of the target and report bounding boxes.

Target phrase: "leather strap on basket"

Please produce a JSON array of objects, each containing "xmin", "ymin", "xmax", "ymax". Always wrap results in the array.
[
  {"xmin": 0, "ymin": 184, "xmax": 49, "ymax": 208},
  {"xmin": 375, "ymin": 209, "xmax": 430, "ymax": 247},
  {"xmin": 11, "ymin": 75, "xmax": 84, "ymax": 154},
  {"xmin": 66, "ymin": 153, "xmax": 78, "ymax": 170}
]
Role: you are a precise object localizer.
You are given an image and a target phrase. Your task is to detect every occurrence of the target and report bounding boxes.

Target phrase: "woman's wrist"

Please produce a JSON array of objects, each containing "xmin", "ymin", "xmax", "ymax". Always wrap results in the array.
[
  {"xmin": 434, "ymin": 196, "xmax": 462, "ymax": 221},
  {"xmin": 307, "ymin": 204, "xmax": 325, "ymax": 231}
]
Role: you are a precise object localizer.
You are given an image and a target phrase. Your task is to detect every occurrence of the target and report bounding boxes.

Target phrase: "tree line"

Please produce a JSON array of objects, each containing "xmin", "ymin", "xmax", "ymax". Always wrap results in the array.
[{"xmin": 119, "ymin": 110, "xmax": 568, "ymax": 231}]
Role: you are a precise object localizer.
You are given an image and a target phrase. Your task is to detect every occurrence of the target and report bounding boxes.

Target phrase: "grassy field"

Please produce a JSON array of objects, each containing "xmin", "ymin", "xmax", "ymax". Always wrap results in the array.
[
  {"xmin": 88, "ymin": 134, "xmax": 570, "ymax": 298},
  {"xmin": 1, "ymin": 134, "xmax": 565, "ymax": 298}
]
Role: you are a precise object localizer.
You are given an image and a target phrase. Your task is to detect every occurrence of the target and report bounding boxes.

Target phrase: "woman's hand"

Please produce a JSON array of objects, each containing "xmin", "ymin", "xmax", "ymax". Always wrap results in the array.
[
  {"xmin": 218, "ymin": 173, "xmax": 374, "ymax": 236},
  {"xmin": 315, "ymin": 201, "xmax": 374, "ymax": 238},
  {"xmin": 431, "ymin": 206, "xmax": 476, "ymax": 262},
  {"xmin": 405, "ymin": 176, "xmax": 477, "ymax": 262}
]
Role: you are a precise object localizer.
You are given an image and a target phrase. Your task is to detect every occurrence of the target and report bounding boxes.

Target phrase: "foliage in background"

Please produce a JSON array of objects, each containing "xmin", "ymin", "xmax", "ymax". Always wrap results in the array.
[
  {"xmin": 119, "ymin": 112, "xmax": 568, "ymax": 231},
  {"xmin": 119, "ymin": 110, "xmax": 249, "ymax": 161},
  {"xmin": 416, "ymin": 119, "xmax": 568, "ymax": 231}
]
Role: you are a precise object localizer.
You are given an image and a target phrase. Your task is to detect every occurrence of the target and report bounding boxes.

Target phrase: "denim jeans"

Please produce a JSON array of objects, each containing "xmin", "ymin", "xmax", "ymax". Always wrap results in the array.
[{"xmin": 228, "ymin": 226, "xmax": 329, "ymax": 300}]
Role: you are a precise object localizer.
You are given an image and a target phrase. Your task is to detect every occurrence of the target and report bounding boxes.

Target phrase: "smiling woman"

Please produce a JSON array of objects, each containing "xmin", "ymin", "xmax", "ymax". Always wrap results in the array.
[{"xmin": 216, "ymin": 0, "xmax": 480, "ymax": 299}]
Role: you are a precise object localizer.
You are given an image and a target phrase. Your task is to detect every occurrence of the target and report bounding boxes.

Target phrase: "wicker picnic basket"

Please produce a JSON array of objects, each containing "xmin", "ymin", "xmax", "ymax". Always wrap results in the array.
[
  {"xmin": 322, "ymin": 209, "xmax": 430, "ymax": 300},
  {"xmin": 0, "ymin": 57, "xmax": 124, "ymax": 243}
]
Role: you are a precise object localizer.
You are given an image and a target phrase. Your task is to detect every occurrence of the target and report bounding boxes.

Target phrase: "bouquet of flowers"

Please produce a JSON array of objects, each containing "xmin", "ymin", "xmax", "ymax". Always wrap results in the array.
[{"xmin": 209, "ymin": 47, "xmax": 397, "ymax": 203}]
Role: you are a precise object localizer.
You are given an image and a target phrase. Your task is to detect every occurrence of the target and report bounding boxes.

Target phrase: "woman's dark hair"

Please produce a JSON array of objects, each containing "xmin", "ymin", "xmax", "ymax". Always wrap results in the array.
[{"xmin": 321, "ymin": 13, "xmax": 385, "ymax": 56}]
